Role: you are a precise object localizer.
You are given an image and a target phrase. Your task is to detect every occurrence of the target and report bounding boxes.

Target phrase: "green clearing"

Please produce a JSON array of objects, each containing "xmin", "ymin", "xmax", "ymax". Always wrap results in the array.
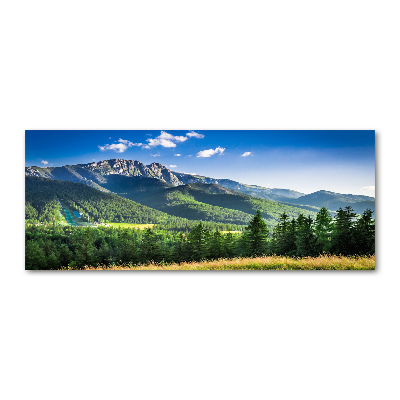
[{"xmin": 107, "ymin": 223, "xmax": 155, "ymax": 229}]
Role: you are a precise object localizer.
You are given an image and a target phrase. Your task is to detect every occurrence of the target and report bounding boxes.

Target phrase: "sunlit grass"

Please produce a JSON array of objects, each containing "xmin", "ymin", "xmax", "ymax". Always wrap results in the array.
[
  {"xmin": 106, "ymin": 223, "xmax": 155, "ymax": 229},
  {"xmin": 84, "ymin": 255, "xmax": 375, "ymax": 270}
]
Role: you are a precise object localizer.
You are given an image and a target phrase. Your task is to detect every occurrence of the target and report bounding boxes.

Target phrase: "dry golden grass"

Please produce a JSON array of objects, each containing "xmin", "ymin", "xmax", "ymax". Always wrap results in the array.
[{"xmin": 84, "ymin": 255, "xmax": 375, "ymax": 270}]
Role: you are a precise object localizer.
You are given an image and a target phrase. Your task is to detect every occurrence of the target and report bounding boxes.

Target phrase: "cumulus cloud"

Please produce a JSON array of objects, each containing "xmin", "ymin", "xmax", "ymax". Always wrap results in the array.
[
  {"xmin": 100, "ymin": 131, "xmax": 206, "ymax": 154},
  {"xmin": 41, "ymin": 160, "xmax": 48, "ymax": 165},
  {"xmin": 241, "ymin": 152, "xmax": 252, "ymax": 157},
  {"xmin": 142, "ymin": 131, "xmax": 188, "ymax": 149},
  {"xmin": 169, "ymin": 165, "xmax": 177, "ymax": 168},
  {"xmin": 150, "ymin": 153, "xmax": 160, "ymax": 157},
  {"xmin": 186, "ymin": 131, "xmax": 204, "ymax": 139},
  {"xmin": 99, "ymin": 138, "xmax": 142, "ymax": 153},
  {"xmin": 197, "ymin": 146, "xmax": 225, "ymax": 158}
]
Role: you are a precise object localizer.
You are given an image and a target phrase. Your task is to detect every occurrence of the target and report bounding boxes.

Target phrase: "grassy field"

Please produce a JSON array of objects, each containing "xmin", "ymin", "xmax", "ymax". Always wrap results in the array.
[
  {"xmin": 84, "ymin": 255, "xmax": 375, "ymax": 270},
  {"xmin": 107, "ymin": 223, "xmax": 155, "ymax": 229}
]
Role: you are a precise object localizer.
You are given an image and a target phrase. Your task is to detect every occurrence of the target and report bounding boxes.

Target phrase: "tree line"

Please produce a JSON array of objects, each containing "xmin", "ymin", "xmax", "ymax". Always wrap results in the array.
[{"xmin": 25, "ymin": 206, "xmax": 374, "ymax": 270}]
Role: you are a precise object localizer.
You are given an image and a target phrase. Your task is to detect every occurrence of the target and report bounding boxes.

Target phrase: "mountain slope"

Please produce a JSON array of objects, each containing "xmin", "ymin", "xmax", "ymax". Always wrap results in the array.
[
  {"xmin": 25, "ymin": 159, "xmax": 375, "ymax": 214},
  {"xmin": 173, "ymin": 172, "xmax": 305, "ymax": 201},
  {"xmin": 25, "ymin": 159, "xmax": 305, "ymax": 202},
  {"xmin": 290, "ymin": 190, "xmax": 375, "ymax": 214},
  {"xmin": 137, "ymin": 183, "xmax": 318, "ymax": 226},
  {"xmin": 25, "ymin": 177, "xmax": 244, "ymax": 232}
]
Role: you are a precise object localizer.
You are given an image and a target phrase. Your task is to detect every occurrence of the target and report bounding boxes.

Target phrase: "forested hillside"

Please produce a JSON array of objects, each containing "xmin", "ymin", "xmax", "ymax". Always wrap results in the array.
[
  {"xmin": 25, "ymin": 206, "xmax": 375, "ymax": 270},
  {"xmin": 25, "ymin": 159, "xmax": 375, "ymax": 214},
  {"xmin": 25, "ymin": 177, "xmax": 243, "ymax": 232},
  {"xmin": 290, "ymin": 190, "xmax": 375, "ymax": 214},
  {"xmin": 136, "ymin": 183, "xmax": 318, "ymax": 226}
]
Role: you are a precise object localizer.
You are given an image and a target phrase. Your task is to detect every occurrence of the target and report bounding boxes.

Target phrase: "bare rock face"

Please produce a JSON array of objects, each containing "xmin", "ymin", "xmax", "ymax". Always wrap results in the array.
[
  {"xmin": 25, "ymin": 159, "xmax": 184, "ymax": 186},
  {"xmin": 25, "ymin": 167, "xmax": 42, "ymax": 177}
]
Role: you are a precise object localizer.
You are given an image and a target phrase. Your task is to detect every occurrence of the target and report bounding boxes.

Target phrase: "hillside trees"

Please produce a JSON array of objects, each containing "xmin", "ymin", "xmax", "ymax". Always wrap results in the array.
[
  {"xmin": 186, "ymin": 222, "xmax": 208, "ymax": 261},
  {"xmin": 295, "ymin": 215, "xmax": 317, "ymax": 257},
  {"xmin": 242, "ymin": 209, "xmax": 269, "ymax": 256},
  {"xmin": 24, "ymin": 205, "xmax": 375, "ymax": 270},
  {"xmin": 331, "ymin": 206, "xmax": 357, "ymax": 255},
  {"xmin": 314, "ymin": 206, "xmax": 333, "ymax": 253},
  {"xmin": 270, "ymin": 213, "xmax": 296, "ymax": 255},
  {"xmin": 353, "ymin": 209, "xmax": 375, "ymax": 255}
]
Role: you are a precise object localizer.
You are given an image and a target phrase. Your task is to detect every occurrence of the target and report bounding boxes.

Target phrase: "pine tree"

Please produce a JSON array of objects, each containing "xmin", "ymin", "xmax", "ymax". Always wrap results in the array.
[
  {"xmin": 295, "ymin": 215, "xmax": 317, "ymax": 256},
  {"xmin": 314, "ymin": 207, "xmax": 333, "ymax": 253},
  {"xmin": 331, "ymin": 206, "xmax": 356, "ymax": 255},
  {"xmin": 25, "ymin": 240, "xmax": 47, "ymax": 270},
  {"xmin": 173, "ymin": 233, "xmax": 188, "ymax": 263},
  {"xmin": 140, "ymin": 228, "xmax": 160, "ymax": 263},
  {"xmin": 187, "ymin": 222, "xmax": 208, "ymax": 261},
  {"xmin": 271, "ymin": 212, "xmax": 296, "ymax": 255},
  {"xmin": 224, "ymin": 232, "xmax": 237, "ymax": 258},
  {"xmin": 244, "ymin": 210, "xmax": 269, "ymax": 256},
  {"xmin": 210, "ymin": 231, "xmax": 226, "ymax": 259},
  {"xmin": 354, "ymin": 209, "xmax": 375, "ymax": 254}
]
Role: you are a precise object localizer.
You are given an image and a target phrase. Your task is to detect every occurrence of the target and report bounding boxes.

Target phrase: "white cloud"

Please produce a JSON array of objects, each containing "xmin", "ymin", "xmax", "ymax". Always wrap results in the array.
[
  {"xmin": 197, "ymin": 146, "xmax": 225, "ymax": 158},
  {"xmin": 241, "ymin": 152, "xmax": 252, "ymax": 157},
  {"xmin": 169, "ymin": 165, "xmax": 177, "ymax": 168},
  {"xmin": 41, "ymin": 160, "xmax": 48, "ymax": 165},
  {"xmin": 143, "ymin": 131, "xmax": 188, "ymax": 149},
  {"xmin": 186, "ymin": 131, "xmax": 204, "ymax": 139},
  {"xmin": 174, "ymin": 154, "xmax": 181, "ymax": 157},
  {"xmin": 98, "ymin": 138, "xmax": 142, "ymax": 153},
  {"xmin": 150, "ymin": 153, "xmax": 160, "ymax": 157},
  {"xmin": 361, "ymin": 186, "xmax": 375, "ymax": 191}
]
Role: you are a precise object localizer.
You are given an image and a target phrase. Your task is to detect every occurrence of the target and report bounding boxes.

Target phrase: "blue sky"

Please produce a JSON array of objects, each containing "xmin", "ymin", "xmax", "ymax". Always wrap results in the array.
[{"xmin": 25, "ymin": 130, "xmax": 375, "ymax": 196}]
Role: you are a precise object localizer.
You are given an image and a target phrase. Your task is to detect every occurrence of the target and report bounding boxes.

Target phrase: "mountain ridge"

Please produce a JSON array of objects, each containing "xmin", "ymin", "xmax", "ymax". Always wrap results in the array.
[
  {"xmin": 25, "ymin": 159, "xmax": 375, "ymax": 212},
  {"xmin": 25, "ymin": 159, "xmax": 306, "ymax": 201}
]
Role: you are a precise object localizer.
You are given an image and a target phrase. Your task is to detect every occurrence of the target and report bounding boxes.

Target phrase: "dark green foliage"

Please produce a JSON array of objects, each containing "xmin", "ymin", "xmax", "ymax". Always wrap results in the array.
[
  {"xmin": 242, "ymin": 210, "xmax": 269, "ymax": 256},
  {"xmin": 140, "ymin": 228, "xmax": 161, "ymax": 263},
  {"xmin": 314, "ymin": 206, "xmax": 333, "ymax": 253},
  {"xmin": 224, "ymin": 232, "xmax": 238, "ymax": 258},
  {"xmin": 353, "ymin": 209, "xmax": 375, "ymax": 255},
  {"xmin": 270, "ymin": 213, "xmax": 296, "ymax": 255},
  {"xmin": 186, "ymin": 222, "xmax": 208, "ymax": 261},
  {"xmin": 25, "ymin": 205, "xmax": 375, "ymax": 270},
  {"xmin": 137, "ymin": 183, "xmax": 317, "ymax": 228},
  {"xmin": 173, "ymin": 233, "xmax": 188, "ymax": 263},
  {"xmin": 295, "ymin": 215, "xmax": 317, "ymax": 257},
  {"xmin": 25, "ymin": 240, "xmax": 47, "ymax": 270},
  {"xmin": 26, "ymin": 176, "xmax": 244, "ymax": 233},
  {"xmin": 209, "ymin": 231, "xmax": 226, "ymax": 259},
  {"xmin": 25, "ymin": 202, "xmax": 39, "ymax": 222},
  {"xmin": 331, "ymin": 206, "xmax": 357, "ymax": 255}
]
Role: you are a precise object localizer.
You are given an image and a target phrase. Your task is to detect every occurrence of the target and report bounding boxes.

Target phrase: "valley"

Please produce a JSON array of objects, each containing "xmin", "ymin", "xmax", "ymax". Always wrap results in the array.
[{"xmin": 25, "ymin": 158, "xmax": 375, "ymax": 270}]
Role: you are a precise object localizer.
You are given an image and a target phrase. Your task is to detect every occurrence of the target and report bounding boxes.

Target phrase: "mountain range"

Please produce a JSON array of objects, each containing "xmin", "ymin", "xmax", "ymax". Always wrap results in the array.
[{"xmin": 25, "ymin": 159, "xmax": 375, "ymax": 224}]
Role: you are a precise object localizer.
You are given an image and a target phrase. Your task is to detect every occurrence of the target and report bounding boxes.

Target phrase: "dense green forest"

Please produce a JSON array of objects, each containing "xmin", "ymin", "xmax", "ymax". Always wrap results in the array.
[
  {"xmin": 25, "ymin": 176, "xmax": 315, "ymax": 229},
  {"xmin": 25, "ymin": 206, "xmax": 375, "ymax": 270},
  {"xmin": 25, "ymin": 176, "xmax": 375, "ymax": 270},
  {"xmin": 130, "ymin": 183, "xmax": 318, "ymax": 226},
  {"xmin": 25, "ymin": 177, "xmax": 244, "ymax": 232}
]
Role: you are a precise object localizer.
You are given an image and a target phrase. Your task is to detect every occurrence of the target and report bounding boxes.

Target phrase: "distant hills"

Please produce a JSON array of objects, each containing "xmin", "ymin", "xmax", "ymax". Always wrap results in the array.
[
  {"xmin": 25, "ymin": 159, "xmax": 375, "ymax": 222},
  {"xmin": 289, "ymin": 190, "xmax": 375, "ymax": 214},
  {"xmin": 135, "ymin": 182, "xmax": 318, "ymax": 224}
]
